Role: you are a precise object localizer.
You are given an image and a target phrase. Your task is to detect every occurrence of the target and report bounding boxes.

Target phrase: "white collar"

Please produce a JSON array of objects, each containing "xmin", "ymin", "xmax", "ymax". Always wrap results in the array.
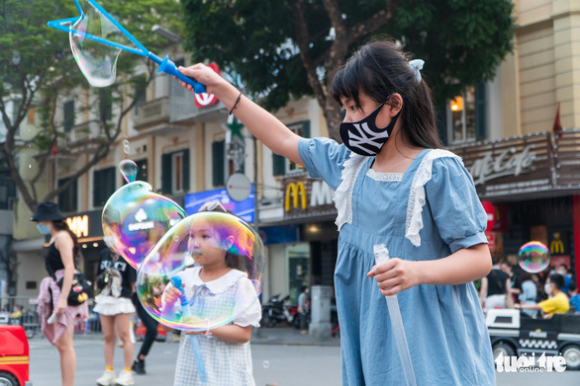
[{"xmin": 189, "ymin": 266, "xmax": 247, "ymax": 294}]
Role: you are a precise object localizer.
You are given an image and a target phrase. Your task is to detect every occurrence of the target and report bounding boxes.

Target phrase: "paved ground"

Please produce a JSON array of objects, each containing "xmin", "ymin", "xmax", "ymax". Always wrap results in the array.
[{"xmin": 28, "ymin": 328, "xmax": 579, "ymax": 386}]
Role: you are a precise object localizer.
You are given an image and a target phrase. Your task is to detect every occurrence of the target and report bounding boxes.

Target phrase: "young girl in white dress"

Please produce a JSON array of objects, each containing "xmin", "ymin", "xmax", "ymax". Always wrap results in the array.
[{"xmin": 163, "ymin": 204, "xmax": 261, "ymax": 386}]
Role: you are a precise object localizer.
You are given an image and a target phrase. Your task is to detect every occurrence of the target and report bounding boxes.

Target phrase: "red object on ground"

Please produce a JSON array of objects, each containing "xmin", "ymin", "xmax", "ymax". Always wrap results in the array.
[
  {"xmin": 134, "ymin": 320, "xmax": 167, "ymax": 341},
  {"xmin": 0, "ymin": 325, "xmax": 30, "ymax": 386}
]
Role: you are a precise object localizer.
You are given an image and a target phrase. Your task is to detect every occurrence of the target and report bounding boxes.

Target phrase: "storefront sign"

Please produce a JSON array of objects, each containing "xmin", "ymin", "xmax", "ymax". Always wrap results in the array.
[
  {"xmin": 469, "ymin": 145, "xmax": 537, "ymax": 185},
  {"xmin": 65, "ymin": 210, "xmax": 104, "ymax": 242},
  {"xmin": 485, "ymin": 232, "xmax": 495, "ymax": 252},
  {"xmin": 450, "ymin": 133, "xmax": 554, "ymax": 200},
  {"xmin": 283, "ymin": 178, "xmax": 336, "ymax": 220},
  {"xmin": 481, "ymin": 201, "xmax": 495, "ymax": 232},
  {"xmin": 184, "ymin": 185, "xmax": 255, "ymax": 223}
]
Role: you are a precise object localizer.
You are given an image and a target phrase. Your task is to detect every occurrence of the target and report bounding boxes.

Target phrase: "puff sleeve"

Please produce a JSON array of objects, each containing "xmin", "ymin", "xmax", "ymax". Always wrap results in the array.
[
  {"xmin": 425, "ymin": 157, "xmax": 488, "ymax": 254},
  {"xmin": 298, "ymin": 138, "xmax": 351, "ymax": 190}
]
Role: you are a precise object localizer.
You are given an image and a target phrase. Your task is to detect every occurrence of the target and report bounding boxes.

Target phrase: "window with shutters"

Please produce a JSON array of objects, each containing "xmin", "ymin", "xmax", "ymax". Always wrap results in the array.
[
  {"xmin": 58, "ymin": 177, "xmax": 78, "ymax": 213},
  {"xmin": 447, "ymin": 84, "xmax": 486, "ymax": 144},
  {"xmin": 64, "ymin": 100, "xmax": 75, "ymax": 133},
  {"xmin": 161, "ymin": 149, "xmax": 190, "ymax": 194},
  {"xmin": 99, "ymin": 88, "xmax": 113, "ymax": 122},
  {"xmin": 93, "ymin": 167, "xmax": 116, "ymax": 208},
  {"xmin": 273, "ymin": 120, "xmax": 310, "ymax": 176},
  {"xmin": 212, "ymin": 140, "xmax": 225, "ymax": 186}
]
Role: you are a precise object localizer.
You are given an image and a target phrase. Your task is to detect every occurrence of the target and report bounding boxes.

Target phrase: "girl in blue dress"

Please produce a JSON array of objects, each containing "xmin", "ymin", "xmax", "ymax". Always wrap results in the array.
[{"xmin": 178, "ymin": 40, "xmax": 495, "ymax": 386}]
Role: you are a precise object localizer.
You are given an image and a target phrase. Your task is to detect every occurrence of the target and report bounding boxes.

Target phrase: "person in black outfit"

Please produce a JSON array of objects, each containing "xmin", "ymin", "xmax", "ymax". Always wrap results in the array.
[
  {"xmin": 131, "ymin": 292, "xmax": 159, "ymax": 375},
  {"xmin": 94, "ymin": 248, "xmax": 136, "ymax": 386},
  {"xmin": 479, "ymin": 258, "xmax": 511, "ymax": 313}
]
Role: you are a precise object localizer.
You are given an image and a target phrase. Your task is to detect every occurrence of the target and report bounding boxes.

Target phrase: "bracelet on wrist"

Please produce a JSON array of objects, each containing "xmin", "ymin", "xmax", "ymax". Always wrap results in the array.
[{"xmin": 229, "ymin": 91, "xmax": 242, "ymax": 115}]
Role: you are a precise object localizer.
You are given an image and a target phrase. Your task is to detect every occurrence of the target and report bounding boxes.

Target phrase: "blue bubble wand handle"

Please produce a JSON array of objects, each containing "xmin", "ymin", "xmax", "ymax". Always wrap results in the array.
[
  {"xmin": 373, "ymin": 244, "xmax": 417, "ymax": 386},
  {"xmin": 170, "ymin": 276, "xmax": 208, "ymax": 383}
]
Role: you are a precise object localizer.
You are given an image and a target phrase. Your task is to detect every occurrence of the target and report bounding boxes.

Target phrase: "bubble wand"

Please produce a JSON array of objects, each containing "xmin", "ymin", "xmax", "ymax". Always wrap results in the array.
[
  {"xmin": 170, "ymin": 276, "xmax": 209, "ymax": 383},
  {"xmin": 373, "ymin": 244, "xmax": 417, "ymax": 386},
  {"xmin": 47, "ymin": 0, "xmax": 206, "ymax": 93}
]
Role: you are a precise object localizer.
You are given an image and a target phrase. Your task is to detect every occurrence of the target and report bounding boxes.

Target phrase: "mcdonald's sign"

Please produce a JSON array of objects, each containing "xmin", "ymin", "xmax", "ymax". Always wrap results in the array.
[
  {"xmin": 550, "ymin": 231, "xmax": 566, "ymax": 255},
  {"xmin": 285, "ymin": 182, "xmax": 307, "ymax": 211}
]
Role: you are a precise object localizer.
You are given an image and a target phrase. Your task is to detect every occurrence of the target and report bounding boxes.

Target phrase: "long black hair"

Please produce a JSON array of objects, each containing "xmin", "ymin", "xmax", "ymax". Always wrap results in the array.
[
  {"xmin": 52, "ymin": 219, "xmax": 80, "ymax": 258},
  {"xmin": 331, "ymin": 39, "xmax": 442, "ymax": 150}
]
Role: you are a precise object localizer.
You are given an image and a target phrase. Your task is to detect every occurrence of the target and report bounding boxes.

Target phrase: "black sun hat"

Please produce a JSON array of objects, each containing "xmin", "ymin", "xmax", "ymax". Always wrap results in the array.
[{"xmin": 30, "ymin": 201, "xmax": 66, "ymax": 222}]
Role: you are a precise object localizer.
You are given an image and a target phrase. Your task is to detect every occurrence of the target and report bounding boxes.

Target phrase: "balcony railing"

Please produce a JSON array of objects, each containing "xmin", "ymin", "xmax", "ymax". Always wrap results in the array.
[
  {"xmin": 133, "ymin": 96, "xmax": 170, "ymax": 130},
  {"xmin": 70, "ymin": 120, "xmax": 102, "ymax": 144}
]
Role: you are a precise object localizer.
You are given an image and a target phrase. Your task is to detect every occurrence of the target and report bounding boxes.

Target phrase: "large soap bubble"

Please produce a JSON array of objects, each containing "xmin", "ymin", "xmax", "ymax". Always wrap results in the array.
[
  {"xmin": 70, "ymin": 0, "xmax": 128, "ymax": 87},
  {"xmin": 518, "ymin": 241, "xmax": 550, "ymax": 274},
  {"xmin": 136, "ymin": 211, "xmax": 263, "ymax": 331},
  {"xmin": 102, "ymin": 161, "xmax": 186, "ymax": 269}
]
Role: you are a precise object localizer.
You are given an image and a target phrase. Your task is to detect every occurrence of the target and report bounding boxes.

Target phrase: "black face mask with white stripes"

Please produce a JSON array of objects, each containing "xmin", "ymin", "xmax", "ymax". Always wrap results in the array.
[{"xmin": 339, "ymin": 102, "xmax": 401, "ymax": 156}]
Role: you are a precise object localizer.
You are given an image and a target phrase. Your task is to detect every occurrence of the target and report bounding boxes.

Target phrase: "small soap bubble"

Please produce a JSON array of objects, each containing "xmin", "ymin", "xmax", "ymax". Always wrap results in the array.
[
  {"xmin": 262, "ymin": 360, "xmax": 270, "ymax": 369},
  {"xmin": 119, "ymin": 159, "xmax": 138, "ymax": 183},
  {"xmin": 518, "ymin": 241, "xmax": 550, "ymax": 274},
  {"xmin": 123, "ymin": 139, "xmax": 131, "ymax": 155},
  {"xmin": 136, "ymin": 211, "xmax": 264, "ymax": 332}
]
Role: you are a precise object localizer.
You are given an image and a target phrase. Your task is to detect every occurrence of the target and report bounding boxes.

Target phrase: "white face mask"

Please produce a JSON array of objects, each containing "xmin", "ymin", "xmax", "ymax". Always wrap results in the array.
[{"xmin": 544, "ymin": 283, "xmax": 553, "ymax": 296}]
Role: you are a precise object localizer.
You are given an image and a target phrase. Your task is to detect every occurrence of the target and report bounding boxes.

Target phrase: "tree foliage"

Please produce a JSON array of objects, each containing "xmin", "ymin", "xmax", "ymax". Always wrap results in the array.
[
  {"xmin": 181, "ymin": 0, "xmax": 514, "ymax": 140},
  {"xmin": 0, "ymin": 0, "xmax": 182, "ymax": 212}
]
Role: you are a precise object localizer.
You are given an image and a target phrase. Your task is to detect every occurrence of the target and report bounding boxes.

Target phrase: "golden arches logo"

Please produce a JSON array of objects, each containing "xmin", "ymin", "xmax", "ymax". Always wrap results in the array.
[
  {"xmin": 550, "ymin": 232, "xmax": 564, "ymax": 254},
  {"xmin": 285, "ymin": 182, "xmax": 307, "ymax": 211}
]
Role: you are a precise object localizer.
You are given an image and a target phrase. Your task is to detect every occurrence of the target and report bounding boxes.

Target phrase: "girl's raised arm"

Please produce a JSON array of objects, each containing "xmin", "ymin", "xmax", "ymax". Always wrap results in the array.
[{"xmin": 178, "ymin": 65, "xmax": 303, "ymax": 165}]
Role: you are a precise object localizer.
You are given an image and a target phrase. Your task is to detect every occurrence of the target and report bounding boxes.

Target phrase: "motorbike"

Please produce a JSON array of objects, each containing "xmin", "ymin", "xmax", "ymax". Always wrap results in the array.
[{"xmin": 261, "ymin": 294, "xmax": 297, "ymax": 327}]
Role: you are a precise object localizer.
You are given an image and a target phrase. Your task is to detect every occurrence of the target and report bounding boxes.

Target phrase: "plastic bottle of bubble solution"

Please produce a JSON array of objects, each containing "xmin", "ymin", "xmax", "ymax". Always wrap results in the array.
[{"xmin": 373, "ymin": 244, "xmax": 417, "ymax": 386}]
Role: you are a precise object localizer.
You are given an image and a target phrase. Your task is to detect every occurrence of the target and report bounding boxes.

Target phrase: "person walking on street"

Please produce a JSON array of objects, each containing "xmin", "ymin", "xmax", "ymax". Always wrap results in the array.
[
  {"xmin": 33, "ymin": 202, "xmax": 89, "ymax": 386},
  {"xmin": 131, "ymin": 291, "xmax": 159, "ymax": 375},
  {"xmin": 94, "ymin": 247, "xmax": 137, "ymax": 386},
  {"xmin": 297, "ymin": 286, "xmax": 310, "ymax": 334}
]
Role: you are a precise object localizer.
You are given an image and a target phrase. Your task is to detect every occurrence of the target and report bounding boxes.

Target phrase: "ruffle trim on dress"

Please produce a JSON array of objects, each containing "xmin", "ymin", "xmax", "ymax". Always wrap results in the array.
[
  {"xmin": 333, "ymin": 153, "xmax": 366, "ymax": 230},
  {"xmin": 405, "ymin": 149, "xmax": 463, "ymax": 247},
  {"xmin": 366, "ymin": 169, "xmax": 403, "ymax": 182}
]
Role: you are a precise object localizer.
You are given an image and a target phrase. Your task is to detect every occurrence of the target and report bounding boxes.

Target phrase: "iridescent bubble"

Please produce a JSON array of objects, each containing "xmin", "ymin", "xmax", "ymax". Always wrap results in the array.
[
  {"xmin": 102, "ymin": 163, "xmax": 186, "ymax": 269},
  {"xmin": 518, "ymin": 241, "xmax": 550, "ymax": 274},
  {"xmin": 69, "ymin": 0, "xmax": 128, "ymax": 87},
  {"xmin": 262, "ymin": 360, "xmax": 270, "ymax": 369},
  {"xmin": 120, "ymin": 160, "xmax": 138, "ymax": 183},
  {"xmin": 136, "ymin": 211, "xmax": 264, "ymax": 331}
]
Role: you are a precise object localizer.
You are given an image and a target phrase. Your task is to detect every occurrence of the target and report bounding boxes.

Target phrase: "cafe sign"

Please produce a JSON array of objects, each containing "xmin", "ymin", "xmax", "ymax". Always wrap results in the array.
[
  {"xmin": 469, "ymin": 145, "xmax": 537, "ymax": 186},
  {"xmin": 449, "ymin": 133, "xmax": 555, "ymax": 199}
]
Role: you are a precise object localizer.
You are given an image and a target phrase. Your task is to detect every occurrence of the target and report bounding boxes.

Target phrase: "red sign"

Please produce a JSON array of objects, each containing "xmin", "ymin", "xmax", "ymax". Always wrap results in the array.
[
  {"xmin": 481, "ymin": 201, "xmax": 495, "ymax": 231},
  {"xmin": 194, "ymin": 63, "xmax": 220, "ymax": 108},
  {"xmin": 486, "ymin": 232, "xmax": 495, "ymax": 252}
]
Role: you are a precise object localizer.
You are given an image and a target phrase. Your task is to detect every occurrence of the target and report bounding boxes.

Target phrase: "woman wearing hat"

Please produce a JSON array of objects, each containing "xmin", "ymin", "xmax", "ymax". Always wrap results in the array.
[{"xmin": 33, "ymin": 201, "xmax": 89, "ymax": 386}]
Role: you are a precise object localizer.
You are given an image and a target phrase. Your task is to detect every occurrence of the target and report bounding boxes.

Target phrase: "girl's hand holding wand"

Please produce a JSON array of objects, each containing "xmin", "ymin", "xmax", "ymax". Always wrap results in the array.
[{"xmin": 367, "ymin": 258, "xmax": 422, "ymax": 296}]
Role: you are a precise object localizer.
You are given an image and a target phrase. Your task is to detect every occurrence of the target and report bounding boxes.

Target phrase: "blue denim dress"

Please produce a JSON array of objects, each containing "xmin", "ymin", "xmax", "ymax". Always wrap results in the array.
[{"xmin": 298, "ymin": 138, "xmax": 495, "ymax": 386}]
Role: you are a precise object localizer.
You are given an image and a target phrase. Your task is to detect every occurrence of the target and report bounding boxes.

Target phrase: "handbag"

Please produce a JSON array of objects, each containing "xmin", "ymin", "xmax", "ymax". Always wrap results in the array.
[{"xmin": 55, "ymin": 272, "xmax": 94, "ymax": 306}]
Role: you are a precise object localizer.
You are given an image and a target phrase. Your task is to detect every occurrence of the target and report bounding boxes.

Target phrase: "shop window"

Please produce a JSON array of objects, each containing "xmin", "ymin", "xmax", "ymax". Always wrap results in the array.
[
  {"xmin": 162, "ymin": 149, "xmax": 190, "ymax": 194},
  {"xmin": 447, "ymin": 84, "xmax": 486, "ymax": 144},
  {"xmin": 64, "ymin": 100, "xmax": 75, "ymax": 133},
  {"xmin": 93, "ymin": 167, "xmax": 116, "ymax": 207},
  {"xmin": 273, "ymin": 121, "xmax": 310, "ymax": 176},
  {"xmin": 58, "ymin": 177, "xmax": 78, "ymax": 213}
]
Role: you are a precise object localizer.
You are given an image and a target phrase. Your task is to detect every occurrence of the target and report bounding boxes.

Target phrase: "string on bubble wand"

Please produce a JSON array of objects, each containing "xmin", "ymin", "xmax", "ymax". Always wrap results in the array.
[{"xmin": 47, "ymin": 0, "xmax": 206, "ymax": 94}]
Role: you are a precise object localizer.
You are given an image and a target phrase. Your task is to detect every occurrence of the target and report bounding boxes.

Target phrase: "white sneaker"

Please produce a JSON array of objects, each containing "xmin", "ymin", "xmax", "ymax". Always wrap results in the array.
[
  {"xmin": 96, "ymin": 370, "xmax": 116, "ymax": 386},
  {"xmin": 115, "ymin": 370, "xmax": 135, "ymax": 386}
]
